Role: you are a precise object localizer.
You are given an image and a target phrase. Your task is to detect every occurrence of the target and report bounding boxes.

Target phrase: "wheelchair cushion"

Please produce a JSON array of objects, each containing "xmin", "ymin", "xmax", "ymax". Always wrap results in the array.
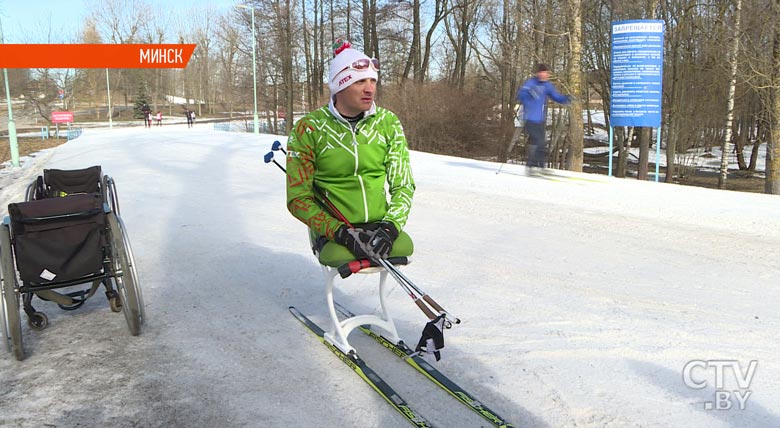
[
  {"xmin": 8, "ymin": 193, "xmax": 105, "ymax": 284},
  {"xmin": 317, "ymin": 230, "xmax": 414, "ymax": 267},
  {"xmin": 44, "ymin": 165, "xmax": 101, "ymax": 197}
]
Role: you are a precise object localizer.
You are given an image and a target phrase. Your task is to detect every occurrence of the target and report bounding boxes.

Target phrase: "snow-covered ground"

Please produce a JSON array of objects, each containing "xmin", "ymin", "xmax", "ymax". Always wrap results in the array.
[{"xmin": 0, "ymin": 124, "xmax": 778, "ymax": 428}]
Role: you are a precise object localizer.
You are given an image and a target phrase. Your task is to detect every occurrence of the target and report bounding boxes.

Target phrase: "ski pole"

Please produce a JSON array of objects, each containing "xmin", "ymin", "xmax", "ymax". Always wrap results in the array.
[
  {"xmin": 264, "ymin": 144, "xmax": 343, "ymax": 219},
  {"xmin": 264, "ymin": 151, "xmax": 286, "ymax": 173},
  {"xmin": 316, "ymin": 193, "xmax": 455, "ymax": 321},
  {"xmin": 374, "ymin": 257, "xmax": 460, "ymax": 322},
  {"xmin": 272, "ymin": 140, "xmax": 287, "ymax": 154},
  {"xmin": 497, "ymin": 130, "xmax": 528, "ymax": 175},
  {"xmin": 322, "ymin": 200, "xmax": 452, "ymax": 322},
  {"xmin": 264, "ymin": 143, "xmax": 453, "ymax": 322},
  {"xmin": 307, "ymin": 187, "xmax": 443, "ymax": 321},
  {"xmin": 375, "ymin": 258, "xmax": 437, "ymax": 320},
  {"xmin": 265, "ymin": 147, "xmax": 341, "ymax": 218},
  {"xmin": 378, "ymin": 259, "xmax": 460, "ymax": 324},
  {"xmin": 263, "ymin": 149, "xmax": 338, "ymax": 214}
]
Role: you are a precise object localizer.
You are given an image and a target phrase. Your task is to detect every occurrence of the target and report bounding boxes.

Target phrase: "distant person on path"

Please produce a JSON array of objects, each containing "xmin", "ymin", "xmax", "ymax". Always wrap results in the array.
[
  {"xmin": 518, "ymin": 63, "xmax": 570, "ymax": 174},
  {"xmin": 190, "ymin": 110, "xmax": 196, "ymax": 125},
  {"xmin": 141, "ymin": 103, "xmax": 151, "ymax": 128},
  {"xmin": 185, "ymin": 109, "xmax": 193, "ymax": 128},
  {"xmin": 285, "ymin": 39, "xmax": 415, "ymax": 266},
  {"xmin": 155, "ymin": 111, "xmax": 163, "ymax": 127}
]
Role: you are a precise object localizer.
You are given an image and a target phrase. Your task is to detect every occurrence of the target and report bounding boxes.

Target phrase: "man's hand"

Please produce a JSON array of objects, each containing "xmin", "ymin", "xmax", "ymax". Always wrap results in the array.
[
  {"xmin": 368, "ymin": 221, "xmax": 399, "ymax": 259},
  {"xmin": 334, "ymin": 225, "xmax": 373, "ymax": 260},
  {"xmin": 334, "ymin": 222, "xmax": 399, "ymax": 260}
]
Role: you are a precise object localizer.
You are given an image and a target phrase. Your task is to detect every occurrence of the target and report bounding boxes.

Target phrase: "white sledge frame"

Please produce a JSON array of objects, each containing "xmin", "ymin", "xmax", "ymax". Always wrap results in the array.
[{"xmin": 320, "ymin": 264, "xmax": 401, "ymax": 354}]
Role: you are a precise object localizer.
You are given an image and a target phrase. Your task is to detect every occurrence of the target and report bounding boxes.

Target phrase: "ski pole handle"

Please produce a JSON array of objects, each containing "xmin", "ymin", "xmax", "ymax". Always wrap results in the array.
[
  {"xmin": 264, "ymin": 151, "xmax": 287, "ymax": 173},
  {"xmin": 414, "ymin": 298, "xmax": 437, "ymax": 320},
  {"xmin": 383, "ymin": 261, "xmax": 461, "ymax": 324},
  {"xmin": 272, "ymin": 140, "xmax": 287, "ymax": 154},
  {"xmin": 422, "ymin": 295, "xmax": 461, "ymax": 324},
  {"xmin": 376, "ymin": 258, "xmax": 435, "ymax": 320}
]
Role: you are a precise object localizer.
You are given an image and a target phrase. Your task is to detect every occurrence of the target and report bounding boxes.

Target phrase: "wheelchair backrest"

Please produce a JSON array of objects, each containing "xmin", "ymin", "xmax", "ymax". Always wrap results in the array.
[
  {"xmin": 8, "ymin": 193, "xmax": 106, "ymax": 284},
  {"xmin": 40, "ymin": 165, "xmax": 102, "ymax": 198}
]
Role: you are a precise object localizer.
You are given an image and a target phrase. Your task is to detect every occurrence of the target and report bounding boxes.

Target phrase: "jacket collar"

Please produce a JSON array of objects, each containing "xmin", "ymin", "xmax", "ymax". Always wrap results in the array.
[{"xmin": 328, "ymin": 96, "xmax": 377, "ymax": 122}]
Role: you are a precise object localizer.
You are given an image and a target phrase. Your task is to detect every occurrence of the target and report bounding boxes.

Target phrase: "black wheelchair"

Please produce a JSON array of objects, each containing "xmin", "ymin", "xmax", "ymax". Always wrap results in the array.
[{"xmin": 0, "ymin": 166, "xmax": 144, "ymax": 360}]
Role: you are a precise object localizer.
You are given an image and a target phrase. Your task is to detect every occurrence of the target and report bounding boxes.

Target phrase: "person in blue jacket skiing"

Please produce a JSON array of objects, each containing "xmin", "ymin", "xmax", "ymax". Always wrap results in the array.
[{"xmin": 518, "ymin": 63, "xmax": 570, "ymax": 173}]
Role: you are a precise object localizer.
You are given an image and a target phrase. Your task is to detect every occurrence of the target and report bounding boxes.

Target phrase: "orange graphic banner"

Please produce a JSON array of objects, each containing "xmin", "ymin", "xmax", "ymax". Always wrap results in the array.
[{"xmin": 0, "ymin": 44, "xmax": 196, "ymax": 68}]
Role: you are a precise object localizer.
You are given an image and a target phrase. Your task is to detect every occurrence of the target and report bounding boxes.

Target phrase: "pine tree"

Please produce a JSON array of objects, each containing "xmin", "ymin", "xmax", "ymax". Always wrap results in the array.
[{"xmin": 133, "ymin": 80, "xmax": 151, "ymax": 119}]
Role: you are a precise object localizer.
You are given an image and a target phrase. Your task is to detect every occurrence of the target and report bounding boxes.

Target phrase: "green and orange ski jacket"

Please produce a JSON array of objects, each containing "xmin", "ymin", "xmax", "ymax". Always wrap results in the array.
[{"xmin": 286, "ymin": 100, "xmax": 415, "ymax": 240}]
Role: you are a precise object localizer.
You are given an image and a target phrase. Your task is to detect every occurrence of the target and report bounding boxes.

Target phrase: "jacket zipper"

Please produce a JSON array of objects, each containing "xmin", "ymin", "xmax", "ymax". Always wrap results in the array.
[{"xmin": 342, "ymin": 117, "xmax": 370, "ymax": 223}]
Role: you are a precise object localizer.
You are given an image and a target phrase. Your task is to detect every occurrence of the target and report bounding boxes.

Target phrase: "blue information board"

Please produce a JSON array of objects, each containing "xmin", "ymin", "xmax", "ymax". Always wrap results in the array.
[{"xmin": 610, "ymin": 20, "xmax": 664, "ymax": 127}]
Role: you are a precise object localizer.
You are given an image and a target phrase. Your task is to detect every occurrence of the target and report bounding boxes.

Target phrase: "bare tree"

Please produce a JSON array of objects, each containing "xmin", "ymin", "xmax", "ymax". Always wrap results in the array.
[
  {"xmin": 420, "ymin": 0, "xmax": 449, "ymax": 82},
  {"xmin": 280, "ymin": 0, "xmax": 295, "ymax": 133},
  {"xmin": 214, "ymin": 13, "xmax": 243, "ymax": 118},
  {"xmin": 87, "ymin": 0, "xmax": 152, "ymax": 106},
  {"xmin": 140, "ymin": 3, "xmax": 174, "ymax": 112},
  {"xmin": 76, "ymin": 19, "xmax": 105, "ymax": 119},
  {"xmin": 766, "ymin": 0, "xmax": 780, "ymax": 194},
  {"xmin": 444, "ymin": 0, "xmax": 477, "ymax": 89},
  {"xmin": 718, "ymin": 0, "xmax": 743, "ymax": 188},
  {"xmin": 184, "ymin": 7, "xmax": 217, "ymax": 117},
  {"xmin": 565, "ymin": 0, "xmax": 584, "ymax": 171},
  {"xmin": 86, "ymin": 0, "xmax": 150, "ymax": 43}
]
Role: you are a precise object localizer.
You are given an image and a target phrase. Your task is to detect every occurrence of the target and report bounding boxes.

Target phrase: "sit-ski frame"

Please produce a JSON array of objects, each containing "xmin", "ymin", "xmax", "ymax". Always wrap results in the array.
[{"xmin": 321, "ymin": 264, "xmax": 400, "ymax": 354}]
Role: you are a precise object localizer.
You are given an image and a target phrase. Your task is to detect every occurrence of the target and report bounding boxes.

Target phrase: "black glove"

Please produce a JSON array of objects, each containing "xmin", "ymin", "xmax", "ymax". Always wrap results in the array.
[
  {"xmin": 334, "ymin": 225, "xmax": 373, "ymax": 260},
  {"xmin": 367, "ymin": 221, "xmax": 399, "ymax": 259}
]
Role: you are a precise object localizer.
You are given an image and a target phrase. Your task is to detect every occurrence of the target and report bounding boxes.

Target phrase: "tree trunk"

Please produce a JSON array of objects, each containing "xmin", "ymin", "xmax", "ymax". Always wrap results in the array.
[
  {"xmin": 660, "ymin": 1, "xmax": 678, "ymax": 183},
  {"xmin": 618, "ymin": 127, "xmax": 634, "ymax": 178},
  {"xmin": 719, "ymin": 0, "xmax": 742, "ymax": 189},
  {"xmin": 766, "ymin": 0, "xmax": 780, "ymax": 194},
  {"xmin": 362, "ymin": 0, "xmax": 370, "ymax": 53},
  {"xmin": 370, "ymin": 0, "xmax": 379, "ymax": 61},
  {"xmin": 302, "ymin": 0, "xmax": 312, "ymax": 111},
  {"xmin": 735, "ymin": 121, "xmax": 747, "ymax": 170},
  {"xmin": 402, "ymin": 0, "xmax": 422, "ymax": 83},
  {"xmin": 637, "ymin": 127, "xmax": 650, "ymax": 180},
  {"xmin": 748, "ymin": 136, "xmax": 761, "ymax": 171},
  {"xmin": 316, "ymin": 0, "xmax": 323, "ymax": 99},
  {"xmin": 420, "ymin": 0, "xmax": 447, "ymax": 83},
  {"xmin": 565, "ymin": 0, "xmax": 583, "ymax": 171}
]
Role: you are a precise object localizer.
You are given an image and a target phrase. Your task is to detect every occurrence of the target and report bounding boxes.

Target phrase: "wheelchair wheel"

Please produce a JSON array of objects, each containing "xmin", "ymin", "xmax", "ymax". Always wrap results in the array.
[
  {"xmin": 1, "ymin": 223, "xmax": 24, "ymax": 360},
  {"xmin": 108, "ymin": 291, "xmax": 122, "ymax": 312},
  {"xmin": 27, "ymin": 312, "xmax": 48, "ymax": 331},
  {"xmin": 116, "ymin": 214, "xmax": 145, "ymax": 323},
  {"xmin": 107, "ymin": 212, "xmax": 144, "ymax": 336}
]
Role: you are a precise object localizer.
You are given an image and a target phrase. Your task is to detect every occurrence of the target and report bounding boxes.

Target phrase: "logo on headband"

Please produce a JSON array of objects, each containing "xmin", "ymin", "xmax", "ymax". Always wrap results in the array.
[{"xmin": 338, "ymin": 74, "xmax": 353, "ymax": 87}]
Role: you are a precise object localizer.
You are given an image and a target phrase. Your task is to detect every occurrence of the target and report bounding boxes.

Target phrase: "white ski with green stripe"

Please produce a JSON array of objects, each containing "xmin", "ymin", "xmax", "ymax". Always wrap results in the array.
[
  {"xmin": 289, "ymin": 306, "xmax": 435, "ymax": 427},
  {"xmin": 334, "ymin": 302, "xmax": 515, "ymax": 428}
]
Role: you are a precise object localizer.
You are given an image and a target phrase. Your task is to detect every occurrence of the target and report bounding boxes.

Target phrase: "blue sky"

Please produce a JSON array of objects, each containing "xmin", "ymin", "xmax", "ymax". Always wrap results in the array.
[{"xmin": 0, "ymin": 0, "xmax": 237, "ymax": 43}]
